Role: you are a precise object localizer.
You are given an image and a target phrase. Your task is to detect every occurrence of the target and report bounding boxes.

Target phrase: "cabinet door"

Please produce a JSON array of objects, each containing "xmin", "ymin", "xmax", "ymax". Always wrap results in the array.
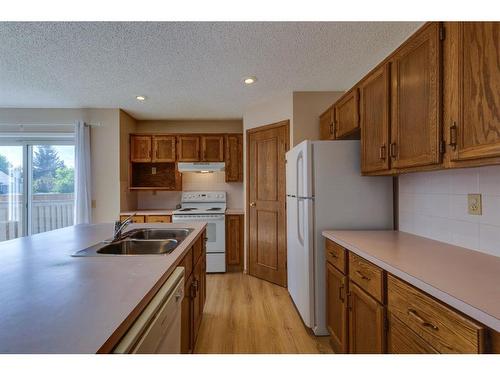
[
  {"xmin": 226, "ymin": 215, "xmax": 244, "ymax": 271},
  {"xmin": 201, "ymin": 135, "xmax": 224, "ymax": 162},
  {"xmin": 335, "ymin": 88, "xmax": 360, "ymax": 138},
  {"xmin": 225, "ymin": 134, "xmax": 243, "ymax": 182},
  {"xmin": 130, "ymin": 135, "xmax": 152, "ymax": 162},
  {"xmin": 192, "ymin": 257, "xmax": 203, "ymax": 345},
  {"xmin": 450, "ymin": 22, "xmax": 500, "ymax": 161},
  {"xmin": 181, "ymin": 273, "xmax": 193, "ymax": 354},
  {"xmin": 360, "ymin": 64, "xmax": 391, "ymax": 173},
  {"xmin": 348, "ymin": 281, "xmax": 385, "ymax": 353},
  {"xmin": 326, "ymin": 262, "xmax": 348, "ymax": 353},
  {"xmin": 319, "ymin": 107, "xmax": 334, "ymax": 140},
  {"xmin": 178, "ymin": 136, "xmax": 200, "ymax": 161},
  {"xmin": 391, "ymin": 22, "xmax": 442, "ymax": 169},
  {"xmin": 152, "ymin": 135, "xmax": 176, "ymax": 162}
]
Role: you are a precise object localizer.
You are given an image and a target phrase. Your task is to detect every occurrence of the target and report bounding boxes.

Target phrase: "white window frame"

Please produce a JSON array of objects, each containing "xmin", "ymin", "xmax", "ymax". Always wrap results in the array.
[{"xmin": 0, "ymin": 133, "xmax": 75, "ymax": 236}]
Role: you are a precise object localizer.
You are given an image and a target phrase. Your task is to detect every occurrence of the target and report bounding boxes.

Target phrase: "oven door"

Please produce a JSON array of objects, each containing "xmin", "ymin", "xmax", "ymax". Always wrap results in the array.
[{"xmin": 172, "ymin": 214, "xmax": 225, "ymax": 253}]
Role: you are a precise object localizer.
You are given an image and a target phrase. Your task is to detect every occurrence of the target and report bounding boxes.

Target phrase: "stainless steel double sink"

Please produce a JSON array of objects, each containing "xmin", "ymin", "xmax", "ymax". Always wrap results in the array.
[{"xmin": 73, "ymin": 228, "xmax": 193, "ymax": 257}]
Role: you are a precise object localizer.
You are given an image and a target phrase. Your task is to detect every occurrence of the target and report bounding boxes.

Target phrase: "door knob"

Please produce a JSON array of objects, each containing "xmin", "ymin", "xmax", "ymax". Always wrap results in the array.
[{"xmin": 250, "ymin": 202, "xmax": 256, "ymax": 207}]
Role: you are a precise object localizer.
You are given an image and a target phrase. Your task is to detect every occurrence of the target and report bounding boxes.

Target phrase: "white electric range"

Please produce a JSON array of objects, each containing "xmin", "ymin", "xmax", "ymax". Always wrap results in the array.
[{"xmin": 172, "ymin": 191, "xmax": 226, "ymax": 273}]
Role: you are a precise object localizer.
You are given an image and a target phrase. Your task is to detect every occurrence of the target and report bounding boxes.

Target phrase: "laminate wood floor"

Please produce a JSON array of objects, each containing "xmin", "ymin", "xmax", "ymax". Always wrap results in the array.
[{"xmin": 194, "ymin": 272, "xmax": 333, "ymax": 354}]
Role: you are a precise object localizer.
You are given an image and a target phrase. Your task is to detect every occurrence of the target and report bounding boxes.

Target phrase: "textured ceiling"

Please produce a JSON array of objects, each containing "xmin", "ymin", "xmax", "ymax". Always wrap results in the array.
[{"xmin": 0, "ymin": 22, "xmax": 422, "ymax": 119}]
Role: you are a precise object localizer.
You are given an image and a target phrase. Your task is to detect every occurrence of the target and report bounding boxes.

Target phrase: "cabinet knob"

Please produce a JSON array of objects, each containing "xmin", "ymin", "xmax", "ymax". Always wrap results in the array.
[{"xmin": 250, "ymin": 202, "xmax": 256, "ymax": 207}]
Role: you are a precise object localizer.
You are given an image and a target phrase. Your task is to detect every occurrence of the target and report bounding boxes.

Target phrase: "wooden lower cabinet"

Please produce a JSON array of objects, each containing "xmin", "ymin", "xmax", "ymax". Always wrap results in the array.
[
  {"xmin": 388, "ymin": 313, "xmax": 438, "ymax": 354},
  {"xmin": 326, "ymin": 262, "xmax": 348, "ymax": 353},
  {"xmin": 226, "ymin": 214, "xmax": 244, "ymax": 271},
  {"xmin": 325, "ymin": 238, "xmax": 493, "ymax": 354},
  {"xmin": 180, "ymin": 231, "xmax": 207, "ymax": 354},
  {"xmin": 181, "ymin": 273, "xmax": 193, "ymax": 354},
  {"xmin": 348, "ymin": 281, "xmax": 385, "ymax": 353}
]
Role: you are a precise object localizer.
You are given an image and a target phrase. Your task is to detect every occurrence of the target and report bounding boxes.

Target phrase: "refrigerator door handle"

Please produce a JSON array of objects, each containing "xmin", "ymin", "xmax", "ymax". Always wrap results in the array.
[
  {"xmin": 297, "ymin": 197, "xmax": 304, "ymax": 246},
  {"xmin": 297, "ymin": 196, "xmax": 314, "ymax": 200}
]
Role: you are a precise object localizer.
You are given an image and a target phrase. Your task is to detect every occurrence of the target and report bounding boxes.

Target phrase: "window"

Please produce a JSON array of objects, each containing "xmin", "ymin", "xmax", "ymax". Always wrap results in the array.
[{"xmin": 0, "ymin": 140, "xmax": 75, "ymax": 242}]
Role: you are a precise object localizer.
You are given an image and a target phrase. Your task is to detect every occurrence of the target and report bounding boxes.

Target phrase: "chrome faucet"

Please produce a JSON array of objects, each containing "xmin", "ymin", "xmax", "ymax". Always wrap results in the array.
[{"xmin": 113, "ymin": 214, "xmax": 136, "ymax": 241}]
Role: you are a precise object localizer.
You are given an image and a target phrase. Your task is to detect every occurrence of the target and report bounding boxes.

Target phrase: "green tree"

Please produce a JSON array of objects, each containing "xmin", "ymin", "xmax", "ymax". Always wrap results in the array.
[
  {"xmin": 32, "ymin": 146, "xmax": 64, "ymax": 193},
  {"xmin": 33, "ymin": 145, "xmax": 64, "ymax": 180},
  {"xmin": 53, "ymin": 167, "xmax": 74, "ymax": 193},
  {"xmin": 0, "ymin": 154, "xmax": 11, "ymax": 174}
]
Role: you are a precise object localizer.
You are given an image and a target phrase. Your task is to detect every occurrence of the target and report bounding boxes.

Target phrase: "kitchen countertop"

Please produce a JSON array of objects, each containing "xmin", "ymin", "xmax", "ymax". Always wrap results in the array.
[
  {"xmin": 225, "ymin": 208, "xmax": 244, "ymax": 215},
  {"xmin": 120, "ymin": 209, "xmax": 245, "ymax": 215},
  {"xmin": 0, "ymin": 222, "xmax": 206, "ymax": 353},
  {"xmin": 322, "ymin": 230, "xmax": 500, "ymax": 332},
  {"xmin": 120, "ymin": 209, "xmax": 175, "ymax": 216}
]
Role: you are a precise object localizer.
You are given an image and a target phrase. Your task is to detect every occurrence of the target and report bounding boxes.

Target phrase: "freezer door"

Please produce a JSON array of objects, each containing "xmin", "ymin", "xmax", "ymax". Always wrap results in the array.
[
  {"xmin": 286, "ymin": 140, "xmax": 313, "ymax": 198},
  {"xmin": 286, "ymin": 194, "xmax": 314, "ymax": 328}
]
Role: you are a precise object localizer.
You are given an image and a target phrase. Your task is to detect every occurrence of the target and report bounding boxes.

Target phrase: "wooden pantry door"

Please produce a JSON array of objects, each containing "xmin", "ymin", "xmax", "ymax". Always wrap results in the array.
[{"xmin": 247, "ymin": 120, "xmax": 289, "ymax": 287}]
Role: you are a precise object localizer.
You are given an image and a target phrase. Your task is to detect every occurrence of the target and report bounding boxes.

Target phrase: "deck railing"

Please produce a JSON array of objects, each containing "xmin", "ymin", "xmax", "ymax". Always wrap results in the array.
[{"xmin": 0, "ymin": 193, "xmax": 74, "ymax": 241}]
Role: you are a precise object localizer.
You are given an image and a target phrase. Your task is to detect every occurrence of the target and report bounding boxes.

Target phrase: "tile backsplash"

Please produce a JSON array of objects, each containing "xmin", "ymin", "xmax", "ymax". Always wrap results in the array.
[
  {"xmin": 137, "ymin": 171, "xmax": 243, "ymax": 209},
  {"xmin": 399, "ymin": 166, "xmax": 500, "ymax": 257}
]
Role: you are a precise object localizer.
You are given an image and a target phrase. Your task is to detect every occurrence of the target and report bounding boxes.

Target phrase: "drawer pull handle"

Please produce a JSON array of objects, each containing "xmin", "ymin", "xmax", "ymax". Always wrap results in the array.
[
  {"xmin": 408, "ymin": 308, "xmax": 439, "ymax": 331},
  {"xmin": 329, "ymin": 251, "xmax": 338, "ymax": 259},
  {"xmin": 355, "ymin": 270, "xmax": 371, "ymax": 281}
]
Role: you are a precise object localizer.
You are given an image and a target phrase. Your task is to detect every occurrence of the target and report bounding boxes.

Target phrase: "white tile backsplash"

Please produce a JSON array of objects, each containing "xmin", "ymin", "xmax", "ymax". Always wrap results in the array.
[{"xmin": 399, "ymin": 166, "xmax": 500, "ymax": 257}]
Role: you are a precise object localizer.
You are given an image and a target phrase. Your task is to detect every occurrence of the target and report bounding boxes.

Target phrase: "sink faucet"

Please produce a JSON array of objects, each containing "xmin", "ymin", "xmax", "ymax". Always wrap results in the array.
[{"xmin": 113, "ymin": 214, "xmax": 136, "ymax": 241}]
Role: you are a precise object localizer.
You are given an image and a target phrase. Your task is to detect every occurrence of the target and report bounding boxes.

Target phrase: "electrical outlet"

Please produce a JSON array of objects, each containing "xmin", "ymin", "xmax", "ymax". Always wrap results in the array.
[
  {"xmin": 151, "ymin": 167, "xmax": 157, "ymax": 175},
  {"xmin": 468, "ymin": 194, "xmax": 482, "ymax": 215}
]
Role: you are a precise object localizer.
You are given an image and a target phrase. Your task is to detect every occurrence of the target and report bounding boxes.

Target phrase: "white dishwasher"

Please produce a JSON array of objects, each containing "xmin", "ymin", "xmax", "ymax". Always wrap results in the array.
[{"xmin": 114, "ymin": 267, "xmax": 184, "ymax": 354}]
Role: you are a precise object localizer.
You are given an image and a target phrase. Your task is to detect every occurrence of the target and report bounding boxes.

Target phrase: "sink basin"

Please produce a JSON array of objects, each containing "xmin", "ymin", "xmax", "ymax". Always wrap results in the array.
[
  {"xmin": 97, "ymin": 239, "xmax": 178, "ymax": 255},
  {"xmin": 125, "ymin": 228, "xmax": 193, "ymax": 241},
  {"xmin": 72, "ymin": 227, "xmax": 194, "ymax": 257}
]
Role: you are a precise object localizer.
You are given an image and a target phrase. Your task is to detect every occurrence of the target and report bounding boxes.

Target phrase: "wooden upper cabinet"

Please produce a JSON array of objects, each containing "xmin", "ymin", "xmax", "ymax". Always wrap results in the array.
[
  {"xmin": 320, "ymin": 106, "xmax": 335, "ymax": 140},
  {"xmin": 334, "ymin": 88, "xmax": 360, "ymax": 138},
  {"xmin": 130, "ymin": 135, "xmax": 152, "ymax": 162},
  {"xmin": 348, "ymin": 281, "xmax": 385, "ymax": 353},
  {"xmin": 177, "ymin": 136, "xmax": 200, "ymax": 162},
  {"xmin": 390, "ymin": 22, "xmax": 442, "ymax": 169},
  {"xmin": 326, "ymin": 262, "xmax": 348, "ymax": 353},
  {"xmin": 201, "ymin": 135, "xmax": 224, "ymax": 162},
  {"xmin": 225, "ymin": 134, "xmax": 243, "ymax": 182},
  {"xmin": 152, "ymin": 135, "xmax": 176, "ymax": 162},
  {"xmin": 448, "ymin": 22, "xmax": 500, "ymax": 162},
  {"xmin": 360, "ymin": 64, "xmax": 391, "ymax": 174}
]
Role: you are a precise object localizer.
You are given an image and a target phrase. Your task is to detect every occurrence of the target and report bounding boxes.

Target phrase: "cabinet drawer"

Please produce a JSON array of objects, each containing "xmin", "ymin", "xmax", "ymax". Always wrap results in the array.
[
  {"xmin": 120, "ymin": 215, "xmax": 145, "ymax": 223},
  {"xmin": 146, "ymin": 215, "xmax": 172, "ymax": 223},
  {"xmin": 325, "ymin": 239, "xmax": 346, "ymax": 274},
  {"xmin": 387, "ymin": 275, "xmax": 486, "ymax": 353},
  {"xmin": 349, "ymin": 252, "xmax": 384, "ymax": 303},
  {"xmin": 388, "ymin": 313, "xmax": 438, "ymax": 354}
]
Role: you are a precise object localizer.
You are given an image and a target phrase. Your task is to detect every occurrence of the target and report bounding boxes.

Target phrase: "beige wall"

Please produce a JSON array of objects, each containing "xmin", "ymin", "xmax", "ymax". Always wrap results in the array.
[
  {"xmin": 135, "ymin": 119, "xmax": 243, "ymax": 133},
  {"xmin": 0, "ymin": 108, "xmax": 121, "ymax": 223},
  {"xmin": 119, "ymin": 110, "xmax": 137, "ymax": 212},
  {"xmin": 292, "ymin": 91, "xmax": 344, "ymax": 145}
]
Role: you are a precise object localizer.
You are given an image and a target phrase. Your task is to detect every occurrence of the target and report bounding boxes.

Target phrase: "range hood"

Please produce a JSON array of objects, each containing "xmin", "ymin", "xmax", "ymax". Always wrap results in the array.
[{"xmin": 177, "ymin": 162, "xmax": 225, "ymax": 173}]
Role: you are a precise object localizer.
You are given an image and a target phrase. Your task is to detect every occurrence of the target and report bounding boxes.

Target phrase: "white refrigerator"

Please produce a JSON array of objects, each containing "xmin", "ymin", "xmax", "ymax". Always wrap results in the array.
[{"xmin": 286, "ymin": 140, "xmax": 393, "ymax": 336}]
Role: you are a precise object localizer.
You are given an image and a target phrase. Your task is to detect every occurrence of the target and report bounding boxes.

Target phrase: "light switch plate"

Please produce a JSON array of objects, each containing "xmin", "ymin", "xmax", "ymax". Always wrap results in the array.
[
  {"xmin": 91, "ymin": 200, "xmax": 96, "ymax": 209},
  {"xmin": 151, "ymin": 167, "xmax": 157, "ymax": 175},
  {"xmin": 468, "ymin": 194, "xmax": 482, "ymax": 215}
]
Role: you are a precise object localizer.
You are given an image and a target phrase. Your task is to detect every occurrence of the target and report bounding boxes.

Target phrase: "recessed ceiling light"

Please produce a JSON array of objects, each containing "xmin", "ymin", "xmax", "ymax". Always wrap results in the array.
[
  {"xmin": 136, "ymin": 95, "xmax": 147, "ymax": 101},
  {"xmin": 243, "ymin": 76, "xmax": 257, "ymax": 85}
]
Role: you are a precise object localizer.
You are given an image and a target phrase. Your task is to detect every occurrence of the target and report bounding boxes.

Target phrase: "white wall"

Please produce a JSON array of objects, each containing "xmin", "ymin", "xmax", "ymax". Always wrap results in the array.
[
  {"xmin": 137, "ymin": 172, "xmax": 243, "ymax": 210},
  {"xmin": 399, "ymin": 166, "xmax": 500, "ymax": 257},
  {"xmin": 0, "ymin": 108, "xmax": 121, "ymax": 223}
]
